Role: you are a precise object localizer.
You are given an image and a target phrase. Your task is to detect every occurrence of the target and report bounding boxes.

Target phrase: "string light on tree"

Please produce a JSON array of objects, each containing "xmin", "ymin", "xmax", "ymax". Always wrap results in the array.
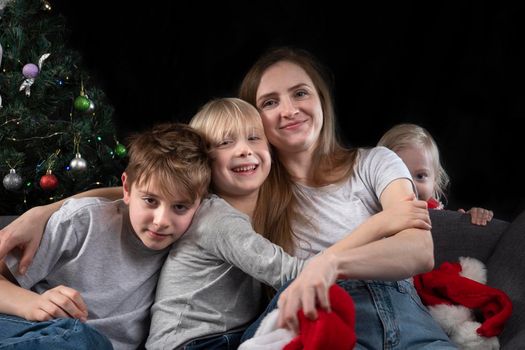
[{"xmin": 40, "ymin": 0, "xmax": 52, "ymax": 11}]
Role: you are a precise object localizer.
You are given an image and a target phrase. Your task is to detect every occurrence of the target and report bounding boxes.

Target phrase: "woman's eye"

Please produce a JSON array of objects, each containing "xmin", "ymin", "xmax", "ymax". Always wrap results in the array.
[
  {"xmin": 261, "ymin": 100, "xmax": 276, "ymax": 109},
  {"xmin": 295, "ymin": 90, "xmax": 308, "ymax": 98}
]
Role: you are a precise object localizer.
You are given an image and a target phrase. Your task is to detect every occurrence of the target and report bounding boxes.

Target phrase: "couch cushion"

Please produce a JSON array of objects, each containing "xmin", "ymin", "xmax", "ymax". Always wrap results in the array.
[
  {"xmin": 486, "ymin": 210, "xmax": 525, "ymax": 349},
  {"xmin": 430, "ymin": 209, "xmax": 509, "ymax": 266},
  {"xmin": 0, "ymin": 216, "xmax": 18, "ymax": 229}
]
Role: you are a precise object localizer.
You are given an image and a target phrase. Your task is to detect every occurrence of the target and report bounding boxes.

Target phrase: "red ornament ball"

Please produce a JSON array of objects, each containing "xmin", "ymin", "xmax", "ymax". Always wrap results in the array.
[{"xmin": 39, "ymin": 171, "xmax": 59, "ymax": 191}]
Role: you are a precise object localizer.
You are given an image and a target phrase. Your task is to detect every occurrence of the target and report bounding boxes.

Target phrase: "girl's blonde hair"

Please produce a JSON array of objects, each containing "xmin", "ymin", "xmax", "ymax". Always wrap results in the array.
[
  {"xmin": 189, "ymin": 97, "xmax": 295, "ymax": 252},
  {"xmin": 377, "ymin": 123, "xmax": 450, "ymax": 201},
  {"xmin": 239, "ymin": 47, "xmax": 358, "ymax": 253}
]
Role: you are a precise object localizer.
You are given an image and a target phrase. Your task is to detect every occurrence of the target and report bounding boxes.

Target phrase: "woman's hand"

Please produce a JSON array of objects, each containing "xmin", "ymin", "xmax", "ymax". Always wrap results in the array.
[
  {"xmin": 0, "ymin": 205, "xmax": 53, "ymax": 274},
  {"xmin": 22, "ymin": 285, "xmax": 88, "ymax": 322},
  {"xmin": 277, "ymin": 252, "xmax": 339, "ymax": 333}
]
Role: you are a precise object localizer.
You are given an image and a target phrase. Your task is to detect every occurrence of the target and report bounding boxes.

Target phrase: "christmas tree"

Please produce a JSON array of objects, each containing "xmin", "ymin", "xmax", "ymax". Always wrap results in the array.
[{"xmin": 0, "ymin": 0, "xmax": 126, "ymax": 215}]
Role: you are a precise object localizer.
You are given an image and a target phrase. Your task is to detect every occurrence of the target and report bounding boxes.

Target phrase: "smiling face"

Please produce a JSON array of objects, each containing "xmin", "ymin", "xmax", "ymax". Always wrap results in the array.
[
  {"xmin": 209, "ymin": 124, "xmax": 271, "ymax": 201},
  {"xmin": 255, "ymin": 61, "xmax": 324, "ymax": 158},
  {"xmin": 395, "ymin": 145, "xmax": 436, "ymax": 201},
  {"xmin": 122, "ymin": 173, "xmax": 201, "ymax": 250}
]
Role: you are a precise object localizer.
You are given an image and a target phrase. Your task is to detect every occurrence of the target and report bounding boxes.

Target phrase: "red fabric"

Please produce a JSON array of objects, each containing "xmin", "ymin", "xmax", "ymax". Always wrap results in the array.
[
  {"xmin": 284, "ymin": 284, "xmax": 356, "ymax": 350},
  {"xmin": 413, "ymin": 261, "xmax": 513, "ymax": 337},
  {"xmin": 427, "ymin": 197, "xmax": 441, "ymax": 209}
]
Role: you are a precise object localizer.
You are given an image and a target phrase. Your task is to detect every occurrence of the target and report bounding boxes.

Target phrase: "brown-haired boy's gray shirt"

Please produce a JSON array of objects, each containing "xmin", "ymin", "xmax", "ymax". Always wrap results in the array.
[
  {"xmin": 146, "ymin": 195, "xmax": 305, "ymax": 349},
  {"xmin": 5, "ymin": 198, "xmax": 169, "ymax": 350}
]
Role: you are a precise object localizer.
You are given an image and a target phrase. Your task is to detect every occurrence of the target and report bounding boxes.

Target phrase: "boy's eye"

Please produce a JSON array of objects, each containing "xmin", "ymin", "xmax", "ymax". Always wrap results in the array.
[
  {"xmin": 143, "ymin": 197, "xmax": 157, "ymax": 205},
  {"xmin": 173, "ymin": 204, "xmax": 189, "ymax": 213}
]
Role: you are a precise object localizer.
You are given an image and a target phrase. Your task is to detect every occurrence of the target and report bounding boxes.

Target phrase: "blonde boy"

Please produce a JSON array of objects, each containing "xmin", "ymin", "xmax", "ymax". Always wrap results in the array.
[{"xmin": 0, "ymin": 123, "xmax": 210, "ymax": 350}]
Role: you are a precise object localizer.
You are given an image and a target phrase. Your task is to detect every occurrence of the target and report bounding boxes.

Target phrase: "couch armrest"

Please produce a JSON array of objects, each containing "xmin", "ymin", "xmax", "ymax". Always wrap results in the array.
[{"xmin": 429, "ymin": 209, "xmax": 509, "ymax": 266}]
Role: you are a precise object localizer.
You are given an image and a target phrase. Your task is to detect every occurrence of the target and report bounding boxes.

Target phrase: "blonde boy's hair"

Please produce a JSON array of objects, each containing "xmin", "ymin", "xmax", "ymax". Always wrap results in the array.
[
  {"xmin": 124, "ymin": 122, "xmax": 211, "ymax": 203},
  {"xmin": 377, "ymin": 123, "xmax": 450, "ymax": 201}
]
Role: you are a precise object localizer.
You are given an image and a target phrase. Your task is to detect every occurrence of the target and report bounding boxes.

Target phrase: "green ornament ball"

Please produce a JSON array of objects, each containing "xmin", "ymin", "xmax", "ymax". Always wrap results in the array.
[
  {"xmin": 74, "ymin": 95, "xmax": 91, "ymax": 112},
  {"xmin": 114, "ymin": 143, "xmax": 127, "ymax": 158}
]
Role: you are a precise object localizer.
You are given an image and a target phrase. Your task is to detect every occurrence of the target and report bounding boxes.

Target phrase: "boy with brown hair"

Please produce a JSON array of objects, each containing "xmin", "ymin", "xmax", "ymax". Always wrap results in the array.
[{"xmin": 0, "ymin": 123, "xmax": 210, "ymax": 350}]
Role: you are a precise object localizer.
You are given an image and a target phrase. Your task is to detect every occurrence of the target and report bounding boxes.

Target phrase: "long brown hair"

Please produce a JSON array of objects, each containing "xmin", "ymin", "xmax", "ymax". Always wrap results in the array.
[{"xmin": 239, "ymin": 46, "xmax": 359, "ymax": 252}]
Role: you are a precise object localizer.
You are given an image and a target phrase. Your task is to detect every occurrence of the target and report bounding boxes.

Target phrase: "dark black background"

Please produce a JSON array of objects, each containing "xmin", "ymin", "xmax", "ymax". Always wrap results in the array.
[{"xmin": 52, "ymin": 1, "xmax": 525, "ymax": 221}]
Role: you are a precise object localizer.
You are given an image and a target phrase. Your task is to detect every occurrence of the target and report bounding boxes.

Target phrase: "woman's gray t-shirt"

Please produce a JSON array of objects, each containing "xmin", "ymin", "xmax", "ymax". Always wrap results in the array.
[{"xmin": 293, "ymin": 146, "xmax": 413, "ymax": 259}]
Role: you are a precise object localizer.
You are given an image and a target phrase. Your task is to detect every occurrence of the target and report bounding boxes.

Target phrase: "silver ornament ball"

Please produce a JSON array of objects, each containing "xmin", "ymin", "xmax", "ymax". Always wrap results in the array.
[
  {"xmin": 85, "ymin": 100, "xmax": 96, "ymax": 114},
  {"xmin": 3, "ymin": 169, "xmax": 23, "ymax": 191},
  {"xmin": 70, "ymin": 153, "xmax": 88, "ymax": 172}
]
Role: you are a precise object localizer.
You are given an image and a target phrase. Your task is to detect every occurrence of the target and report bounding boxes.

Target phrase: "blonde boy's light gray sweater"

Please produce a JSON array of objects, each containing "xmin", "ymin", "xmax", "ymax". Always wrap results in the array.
[{"xmin": 146, "ymin": 195, "xmax": 305, "ymax": 350}]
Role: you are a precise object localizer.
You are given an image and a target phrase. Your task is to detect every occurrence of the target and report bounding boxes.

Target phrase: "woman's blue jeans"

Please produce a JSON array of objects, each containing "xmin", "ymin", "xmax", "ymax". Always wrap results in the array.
[
  {"xmin": 0, "ymin": 314, "xmax": 113, "ymax": 350},
  {"xmin": 242, "ymin": 279, "xmax": 458, "ymax": 350}
]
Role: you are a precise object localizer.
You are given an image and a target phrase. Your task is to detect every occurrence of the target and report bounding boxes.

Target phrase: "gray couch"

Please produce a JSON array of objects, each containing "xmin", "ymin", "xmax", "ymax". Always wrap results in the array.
[{"xmin": 1, "ymin": 210, "xmax": 523, "ymax": 348}]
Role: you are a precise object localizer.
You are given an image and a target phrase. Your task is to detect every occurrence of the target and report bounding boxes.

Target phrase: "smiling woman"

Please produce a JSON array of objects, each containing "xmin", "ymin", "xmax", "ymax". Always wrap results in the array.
[{"xmin": 238, "ymin": 46, "xmax": 454, "ymax": 348}]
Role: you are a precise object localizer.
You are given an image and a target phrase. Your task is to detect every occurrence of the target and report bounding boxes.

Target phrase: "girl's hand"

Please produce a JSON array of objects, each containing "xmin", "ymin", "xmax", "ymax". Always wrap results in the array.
[
  {"xmin": 458, "ymin": 207, "xmax": 494, "ymax": 226},
  {"xmin": 23, "ymin": 285, "xmax": 88, "ymax": 322},
  {"xmin": 378, "ymin": 194, "xmax": 431, "ymax": 237}
]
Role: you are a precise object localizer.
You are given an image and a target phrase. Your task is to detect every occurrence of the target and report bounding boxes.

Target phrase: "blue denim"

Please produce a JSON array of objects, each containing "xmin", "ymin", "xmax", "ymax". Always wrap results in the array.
[
  {"xmin": 183, "ymin": 330, "xmax": 244, "ymax": 350},
  {"xmin": 241, "ymin": 279, "xmax": 458, "ymax": 350},
  {"xmin": 0, "ymin": 314, "xmax": 113, "ymax": 350}
]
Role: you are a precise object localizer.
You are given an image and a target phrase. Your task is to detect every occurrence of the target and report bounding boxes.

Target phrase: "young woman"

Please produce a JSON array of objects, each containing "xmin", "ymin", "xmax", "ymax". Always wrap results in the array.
[{"xmin": 237, "ymin": 46, "xmax": 456, "ymax": 348}]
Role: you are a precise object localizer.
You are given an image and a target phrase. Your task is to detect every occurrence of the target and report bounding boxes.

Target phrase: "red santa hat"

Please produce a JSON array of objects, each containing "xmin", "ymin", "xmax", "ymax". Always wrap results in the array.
[
  {"xmin": 284, "ymin": 283, "xmax": 356, "ymax": 350},
  {"xmin": 413, "ymin": 257, "xmax": 512, "ymax": 349},
  {"xmin": 239, "ymin": 284, "xmax": 356, "ymax": 350}
]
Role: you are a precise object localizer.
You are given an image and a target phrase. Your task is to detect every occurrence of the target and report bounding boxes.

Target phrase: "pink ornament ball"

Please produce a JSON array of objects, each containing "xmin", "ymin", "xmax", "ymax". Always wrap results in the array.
[{"xmin": 22, "ymin": 63, "xmax": 39, "ymax": 79}]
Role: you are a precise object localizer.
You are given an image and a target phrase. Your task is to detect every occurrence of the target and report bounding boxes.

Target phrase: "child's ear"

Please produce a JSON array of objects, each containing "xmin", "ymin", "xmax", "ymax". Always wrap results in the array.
[{"xmin": 122, "ymin": 172, "xmax": 131, "ymax": 204}]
